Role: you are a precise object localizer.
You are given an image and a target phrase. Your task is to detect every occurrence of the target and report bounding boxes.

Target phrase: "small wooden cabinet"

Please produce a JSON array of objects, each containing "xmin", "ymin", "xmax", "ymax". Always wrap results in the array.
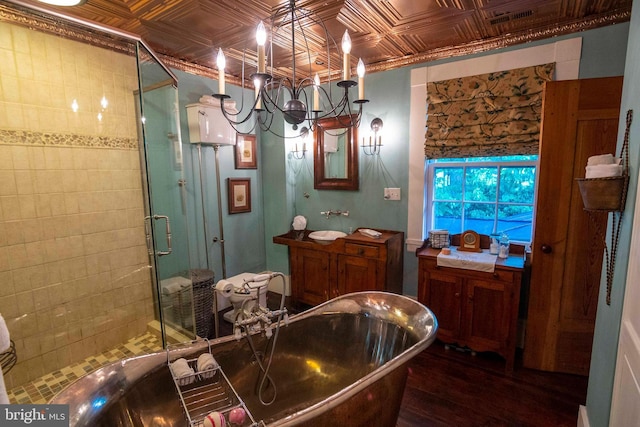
[
  {"xmin": 274, "ymin": 229, "xmax": 403, "ymax": 306},
  {"xmin": 416, "ymin": 246, "xmax": 524, "ymax": 372}
]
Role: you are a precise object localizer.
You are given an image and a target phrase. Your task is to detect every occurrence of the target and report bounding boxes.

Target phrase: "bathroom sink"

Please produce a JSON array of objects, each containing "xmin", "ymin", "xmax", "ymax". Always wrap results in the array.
[{"xmin": 309, "ymin": 230, "xmax": 347, "ymax": 242}]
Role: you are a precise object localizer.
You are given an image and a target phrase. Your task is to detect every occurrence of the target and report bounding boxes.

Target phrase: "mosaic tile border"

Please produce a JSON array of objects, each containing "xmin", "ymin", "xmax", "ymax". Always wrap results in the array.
[
  {"xmin": 0, "ymin": 129, "xmax": 138, "ymax": 150},
  {"xmin": 7, "ymin": 332, "xmax": 162, "ymax": 404}
]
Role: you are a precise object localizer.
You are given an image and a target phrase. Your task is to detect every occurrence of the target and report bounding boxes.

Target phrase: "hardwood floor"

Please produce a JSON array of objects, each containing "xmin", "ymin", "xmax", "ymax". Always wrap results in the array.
[
  {"xmin": 216, "ymin": 293, "xmax": 588, "ymax": 426},
  {"xmin": 398, "ymin": 342, "xmax": 588, "ymax": 427}
]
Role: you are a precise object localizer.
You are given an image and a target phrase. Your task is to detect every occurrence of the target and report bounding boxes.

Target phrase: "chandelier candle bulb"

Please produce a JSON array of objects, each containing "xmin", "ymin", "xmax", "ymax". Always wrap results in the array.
[
  {"xmin": 357, "ymin": 58, "xmax": 365, "ymax": 99},
  {"xmin": 216, "ymin": 48, "xmax": 226, "ymax": 94},
  {"xmin": 342, "ymin": 30, "xmax": 351, "ymax": 81},
  {"xmin": 313, "ymin": 74, "xmax": 320, "ymax": 111},
  {"xmin": 209, "ymin": 2, "xmax": 368, "ymax": 136},
  {"xmin": 256, "ymin": 21, "xmax": 267, "ymax": 73},
  {"xmin": 254, "ymin": 78, "xmax": 262, "ymax": 110}
]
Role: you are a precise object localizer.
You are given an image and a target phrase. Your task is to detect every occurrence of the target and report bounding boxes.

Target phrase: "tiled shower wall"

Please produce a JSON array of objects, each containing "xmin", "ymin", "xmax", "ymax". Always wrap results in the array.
[{"xmin": 0, "ymin": 22, "xmax": 155, "ymax": 388}]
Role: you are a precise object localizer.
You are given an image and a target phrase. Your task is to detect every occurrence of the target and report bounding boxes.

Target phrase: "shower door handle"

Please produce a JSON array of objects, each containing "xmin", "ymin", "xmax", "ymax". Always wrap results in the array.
[
  {"xmin": 144, "ymin": 216, "xmax": 153, "ymax": 255},
  {"xmin": 153, "ymin": 214, "xmax": 173, "ymax": 256}
]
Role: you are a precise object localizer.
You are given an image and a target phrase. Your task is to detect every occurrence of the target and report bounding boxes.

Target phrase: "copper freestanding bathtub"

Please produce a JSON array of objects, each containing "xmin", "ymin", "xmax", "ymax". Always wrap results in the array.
[{"xmin": 50, "ymin": 291, "xmax": 437, "ymax": 426}]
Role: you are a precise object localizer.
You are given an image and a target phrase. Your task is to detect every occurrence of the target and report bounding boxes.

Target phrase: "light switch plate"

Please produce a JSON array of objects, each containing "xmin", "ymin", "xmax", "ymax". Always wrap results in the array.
[{"xmin": 384, "ymin": 187, "xmax": 401, "ymax": 200}]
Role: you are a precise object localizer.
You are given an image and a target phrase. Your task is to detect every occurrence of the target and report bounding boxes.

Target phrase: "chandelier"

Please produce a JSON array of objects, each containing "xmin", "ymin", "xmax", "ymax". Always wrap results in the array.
[{"xmin": 212, "ymin": 0, "xmax": 369, "ymax": 137}]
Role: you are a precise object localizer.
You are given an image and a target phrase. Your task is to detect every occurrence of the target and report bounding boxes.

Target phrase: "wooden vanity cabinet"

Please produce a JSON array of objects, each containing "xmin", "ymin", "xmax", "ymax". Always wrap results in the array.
[
  {"xmin": 291, "ymin": 247, "xmax": 332, "ymax": 305},
  {"xmin": 417, "ymin": 247, "xmax": 524, "ymax": 372},
  {"xmin": 274, "ymin": 229, "xmax": 403, "ymax": 306}
]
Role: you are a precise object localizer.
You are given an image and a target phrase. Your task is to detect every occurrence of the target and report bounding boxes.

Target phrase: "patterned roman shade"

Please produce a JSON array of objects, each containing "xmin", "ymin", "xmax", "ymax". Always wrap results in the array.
[{"xmin": 425, "ymin": 63, "xmax": 555, "ymax": 158}]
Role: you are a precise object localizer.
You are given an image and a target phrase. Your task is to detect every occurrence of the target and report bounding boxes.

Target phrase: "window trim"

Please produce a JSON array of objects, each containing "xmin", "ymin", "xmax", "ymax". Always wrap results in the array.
[
  {"xmin": 424, "ymin": 159, "xmax": 538, "ymax": 244},
  {"xmin": 405, "ymin": 38, "xmax": 582, "ymax": 252}
]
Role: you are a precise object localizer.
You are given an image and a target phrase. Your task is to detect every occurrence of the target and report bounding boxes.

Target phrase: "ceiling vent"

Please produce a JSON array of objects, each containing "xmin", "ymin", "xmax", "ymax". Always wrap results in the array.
[{"xmin": 490, "ymin": 9, "xmax": 534, "ymax": 25}]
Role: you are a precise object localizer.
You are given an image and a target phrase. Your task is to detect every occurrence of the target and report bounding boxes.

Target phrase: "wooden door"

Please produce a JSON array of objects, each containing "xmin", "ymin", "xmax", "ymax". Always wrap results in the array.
[{"xmin": 524, "ymin": 77, "xmax": 623, "ymax": 375}]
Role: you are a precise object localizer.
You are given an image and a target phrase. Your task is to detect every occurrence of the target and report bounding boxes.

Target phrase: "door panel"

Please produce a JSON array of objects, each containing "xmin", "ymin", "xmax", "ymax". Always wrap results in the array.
[
  {"xmin": 294, "ymin": 248, "xmax": 331, "ymax": 305},
  {"xmin": 466, "ymin": 280, "xmax": 507, "ymax": 346},
  {"xmin": 136, "ymin": 43, "xmax": 194, "ymax": 344},
  {"xmin": 424, "ymin": 271, "xmax": 463, "ymax": 341},
  {"xmin": 524, "ymin": 77, "xmax": 623, "ymax": 375},
  {"xmin": 337, "ymin": 255, "xmax": 378, "ymax": 297}
]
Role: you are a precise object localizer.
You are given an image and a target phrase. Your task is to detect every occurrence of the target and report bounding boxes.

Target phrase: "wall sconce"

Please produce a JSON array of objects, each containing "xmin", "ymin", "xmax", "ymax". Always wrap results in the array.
[
  {"xmin": 291, "ymin": 126, "xmax": 309, "ymax": 159},
  {"xmin": 362, "ymin": 117, "xmax": 383, "ymax": 156}
]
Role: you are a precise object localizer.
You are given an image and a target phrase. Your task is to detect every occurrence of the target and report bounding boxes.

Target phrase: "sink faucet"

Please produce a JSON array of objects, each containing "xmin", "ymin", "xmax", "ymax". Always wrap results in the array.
[{"xmin": 320, "ymin": 210, "xmax": 350, "ymax": 219}]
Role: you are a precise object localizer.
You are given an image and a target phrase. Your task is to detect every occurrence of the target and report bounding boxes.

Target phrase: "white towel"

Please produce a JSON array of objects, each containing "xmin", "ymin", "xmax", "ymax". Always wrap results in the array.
[
  {"xmin": 587, "ymin": 154, "xmax": 618, "ymax": 166},
  {"xmin": 292, "ymin": 215, "xmax": 307, "ymax": 231},
  {"xmin": 585, "ymin": 164, "xmax": 624, "ymax": 179},
  {"xmin": 170, "ymin": 358, "xmax": 195, "ymax": 385},
  {"xmin": 437, "ymin": 248, "xmax": 498, "ymax": 273},
  {"xmin": 197, "ymin": 353, "xmax": 218, "ymax": 372},
  {"xmin": 0, "ymin": 313, "xmax": 10, "ymax": 404}
]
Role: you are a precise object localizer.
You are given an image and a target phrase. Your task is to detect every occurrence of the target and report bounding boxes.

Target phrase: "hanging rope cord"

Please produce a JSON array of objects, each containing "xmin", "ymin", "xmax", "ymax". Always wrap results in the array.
[{"xmin": 588, "ymin": 109, "xmax": 632, "ymax": 305}]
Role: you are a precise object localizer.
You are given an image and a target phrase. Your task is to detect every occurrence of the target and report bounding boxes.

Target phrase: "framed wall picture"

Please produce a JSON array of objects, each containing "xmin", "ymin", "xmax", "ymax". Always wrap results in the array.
[
  {"xmin": 227, "ymin": 178, "xmax": 251, "ymax": 214},
  {"xmin": 235, "ymin": 134, "xmax": 257, "ymax": 169}
]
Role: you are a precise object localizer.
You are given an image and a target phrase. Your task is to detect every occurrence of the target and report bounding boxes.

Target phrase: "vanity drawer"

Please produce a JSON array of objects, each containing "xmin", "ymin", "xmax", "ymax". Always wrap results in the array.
[{"xmin": 345, "ymin": 243, "xmax": 379, "ymax": 258}]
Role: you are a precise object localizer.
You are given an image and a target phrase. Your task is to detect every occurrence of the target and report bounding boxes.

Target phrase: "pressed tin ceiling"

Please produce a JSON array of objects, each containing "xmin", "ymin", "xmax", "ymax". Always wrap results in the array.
[{"xmin": 1, "ymin": 0, "xmax": 633, "ymax": 82}]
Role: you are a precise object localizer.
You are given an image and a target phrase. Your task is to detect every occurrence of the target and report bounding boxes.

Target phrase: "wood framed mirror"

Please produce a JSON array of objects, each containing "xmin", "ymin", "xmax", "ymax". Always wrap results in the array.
[{"xmin": 313, "ymin": 115, "xmax": 359, "ymax": 191}]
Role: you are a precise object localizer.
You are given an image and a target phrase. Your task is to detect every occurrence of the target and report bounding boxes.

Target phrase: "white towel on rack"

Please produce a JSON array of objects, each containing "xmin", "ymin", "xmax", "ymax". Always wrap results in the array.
[
  {"xmin": 197, "ymin": 353, "xmax": 218, "ymax": 372},
  {"xmin": 585, "ymin": 164, "xmax": 624, "ymax": 179},
  {"xmin": 587, "ymin": 154, "xmax": 619, "ymax": 166},
  {"xmin": 0, "ymin": 313, "xmax": 10, "ymax": 404},
  {"xmin": 170, "ymin": 358, "xmax": 195, "ymax": 386}
]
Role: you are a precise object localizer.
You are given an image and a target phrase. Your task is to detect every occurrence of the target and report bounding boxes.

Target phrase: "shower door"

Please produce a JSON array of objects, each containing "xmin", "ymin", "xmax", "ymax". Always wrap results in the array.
[{"xmin": 135, "ymin": 43, "xmax": 195, "ymax": 345}]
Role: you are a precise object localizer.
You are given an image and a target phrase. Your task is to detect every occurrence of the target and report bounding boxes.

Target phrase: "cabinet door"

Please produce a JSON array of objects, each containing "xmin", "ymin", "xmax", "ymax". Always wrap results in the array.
[
  {"xmin": 463, "ymin": 279, "xmax": 511, "ymax": 354},
  {"xmin": 421, "ymin": 269, "xmax": 463, "ymax": 342},
  {"xmin": 293, "ymin": 247, "xmax": 331, "ymax": 305},
  {"xmin": 337, "ymin": 255, "xmax": 379, "ymax": 297}
]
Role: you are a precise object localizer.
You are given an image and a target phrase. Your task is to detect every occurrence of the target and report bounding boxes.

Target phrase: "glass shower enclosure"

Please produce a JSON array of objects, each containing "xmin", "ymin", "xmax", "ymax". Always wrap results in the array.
[{"xmin": 135, "ymin": 44, "xmax": 200, "ymax": 346}]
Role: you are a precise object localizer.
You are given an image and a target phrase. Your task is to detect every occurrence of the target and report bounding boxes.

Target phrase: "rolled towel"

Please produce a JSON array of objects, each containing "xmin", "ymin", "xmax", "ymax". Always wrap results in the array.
[
  {"xmin": 197, "ymin": 353, "xmax": 218, "ymax": 371},
  {"xmin": 585, "ymin": 164, "xmax": 624, "ymax": 179},
  {"xmin": 587, "ymin": 154, "xmax": 618, "ymax": 166},
  {"xmin": 197, "ymin": 353, "xmax": 218, "ymax": 379},
  {"xmin": 292, "ymin": 215, "xmax": 307, "ymax": 231},
  {"xmin": 170, "ymin": 358, "xmax": 195, "ymax": 386}
]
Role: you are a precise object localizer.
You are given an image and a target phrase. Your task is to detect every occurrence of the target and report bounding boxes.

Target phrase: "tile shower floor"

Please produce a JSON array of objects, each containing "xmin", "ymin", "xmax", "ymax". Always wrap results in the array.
[{"xmin": 8, "ymin": 332, "xmax": 162, "ymax": 404}]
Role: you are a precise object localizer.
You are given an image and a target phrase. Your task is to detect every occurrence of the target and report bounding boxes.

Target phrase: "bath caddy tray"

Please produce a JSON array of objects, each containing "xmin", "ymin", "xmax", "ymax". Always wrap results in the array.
[{"xmin": 167, "ymin": 341, "xmax": 263, "ymax": 427}]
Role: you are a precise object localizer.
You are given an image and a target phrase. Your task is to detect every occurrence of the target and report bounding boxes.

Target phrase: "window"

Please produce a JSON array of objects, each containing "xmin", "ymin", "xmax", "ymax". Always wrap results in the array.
[{"xmin": 424, "ymin": 156, "xmax": 537, "ymax": 243}]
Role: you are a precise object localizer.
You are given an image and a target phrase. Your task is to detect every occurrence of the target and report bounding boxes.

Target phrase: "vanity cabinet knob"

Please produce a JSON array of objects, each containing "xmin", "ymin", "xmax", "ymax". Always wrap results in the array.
[
  {"xmin": 455, "ymin": 293, "xmax": 460, "ymax": 298},
  {"xmin": 541, "ymin": 244, "xmax": 552, "ymax": 254}
]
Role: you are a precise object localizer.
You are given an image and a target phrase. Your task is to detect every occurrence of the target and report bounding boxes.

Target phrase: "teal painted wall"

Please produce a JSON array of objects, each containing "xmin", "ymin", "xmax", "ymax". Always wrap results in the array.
[
  {"xmin": 268, "ymin": 23, "xmax": 631, "ymax": 298},
  {"xmin": 174, "ymin": 70, "xmax": 267, "ymax": 280},
  {"xmin": 166, "ymin": 22, "xmax": 630, "ymax": 296},
  {"xmin": 586, "ymin": 2, "xmax": 640, "ymax": 425},
  {"xmin": 166, "ymin": 26, "xmax": 633, "ymax": 421}
]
